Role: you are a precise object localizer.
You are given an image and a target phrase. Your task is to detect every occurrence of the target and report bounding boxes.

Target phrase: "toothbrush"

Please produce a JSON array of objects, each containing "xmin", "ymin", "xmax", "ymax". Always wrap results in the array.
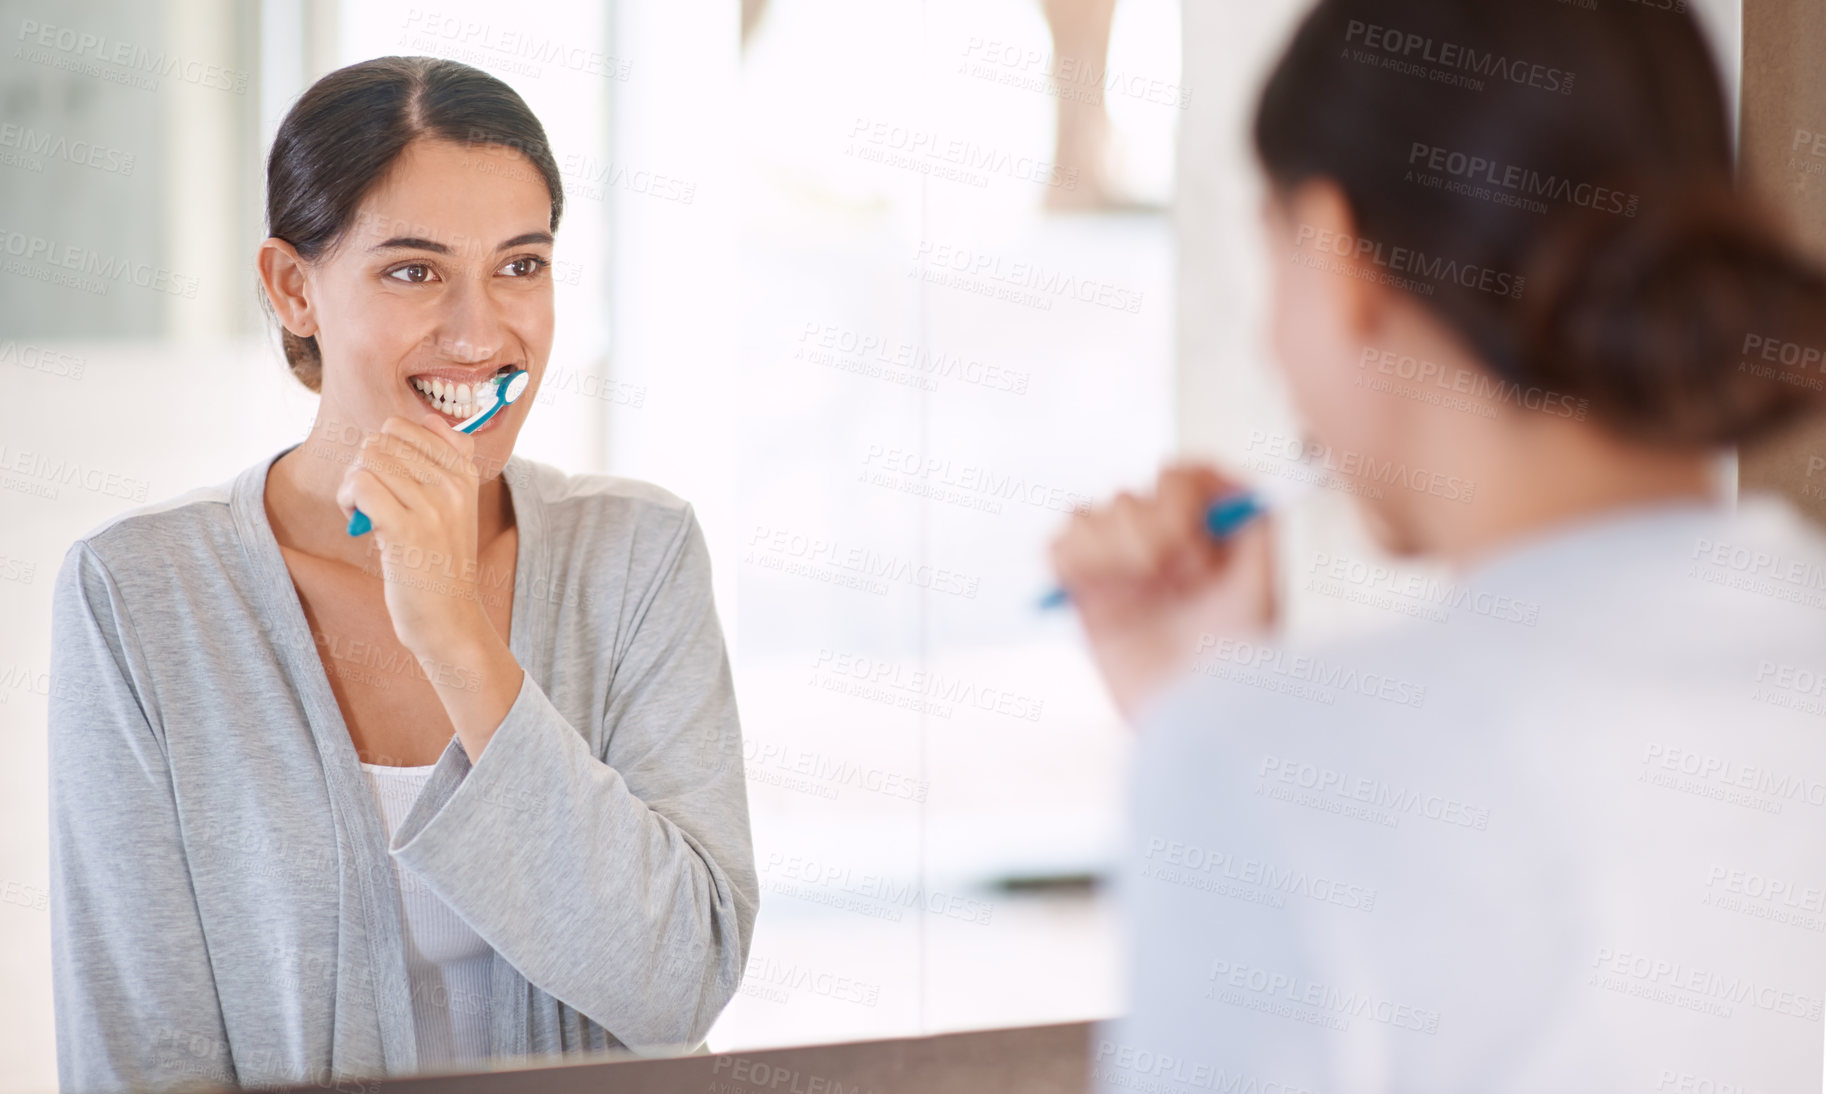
[
  {"xmin": 1037, "ymin": 491, "xmax": 1268, "ymax": 610},
  {"xmin": 346, "ymin": 368, "xmax": 532, "ymax": 537}
]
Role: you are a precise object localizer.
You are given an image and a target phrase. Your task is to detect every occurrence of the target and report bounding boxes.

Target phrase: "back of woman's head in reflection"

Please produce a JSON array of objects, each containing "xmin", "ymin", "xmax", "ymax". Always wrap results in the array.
[{"xmin": 1249, "ymin": 0, "xmax": 1826, "ymax": 555}]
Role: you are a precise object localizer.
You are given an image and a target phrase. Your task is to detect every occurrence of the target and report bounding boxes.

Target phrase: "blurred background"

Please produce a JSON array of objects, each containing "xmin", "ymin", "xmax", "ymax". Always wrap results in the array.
[{"xmin": 0, "ymin": 0, "xmax": 1741, "ymax": 1089}]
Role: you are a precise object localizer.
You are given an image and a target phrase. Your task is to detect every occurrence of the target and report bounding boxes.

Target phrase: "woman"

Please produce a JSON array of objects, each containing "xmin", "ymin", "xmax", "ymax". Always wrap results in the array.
[
  {"xmin": 1052, "ymin": 0, "xmax": 1826, "ymax": 1089},
  {"xmin": 47, "ymin": 57, "xmax": 757, "ymax": 1092}
]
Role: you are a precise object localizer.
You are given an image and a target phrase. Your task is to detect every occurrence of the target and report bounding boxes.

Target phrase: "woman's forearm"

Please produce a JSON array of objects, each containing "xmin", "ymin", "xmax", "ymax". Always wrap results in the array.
[
  {"xmin": 388, "ymin": 671, "xmax": 757, "ymax": 1051},
  {"xmin": 419, "ymin": 614, "xmax": 524, "ymax": 764}
]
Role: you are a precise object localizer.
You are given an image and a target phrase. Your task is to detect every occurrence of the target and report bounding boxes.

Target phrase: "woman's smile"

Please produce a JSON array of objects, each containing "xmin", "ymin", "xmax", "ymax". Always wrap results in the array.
[{"xmin": 407, "ymin": 363, "xmax": 521, "ymax": 429}]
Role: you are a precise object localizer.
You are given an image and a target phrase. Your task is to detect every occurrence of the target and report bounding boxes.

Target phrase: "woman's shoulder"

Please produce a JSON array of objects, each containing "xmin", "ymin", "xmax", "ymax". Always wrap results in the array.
[
  {"xmin": 513, "ymin": 455, "xmax": 693, "ymax": 524},
  {"xmin": 511, "ymin": 456, "xmax": 706, "ymax": 579},
  {"xmin": 49, "ymin": 471, "xmax": 251, "ymax": 666},
  {"xmin": 59, "ymin": 473, "xmax": 242, "ymax": 590}
]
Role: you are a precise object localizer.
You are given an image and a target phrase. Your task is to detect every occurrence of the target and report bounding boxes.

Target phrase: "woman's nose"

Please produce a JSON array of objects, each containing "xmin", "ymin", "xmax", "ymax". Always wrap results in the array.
[{"xmin": 430, "ymin": 282, "xmax": 507, "ymax": 364}]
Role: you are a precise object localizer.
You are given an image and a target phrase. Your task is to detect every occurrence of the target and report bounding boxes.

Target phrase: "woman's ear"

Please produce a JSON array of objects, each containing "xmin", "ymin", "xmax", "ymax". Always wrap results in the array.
[
  {"xmin": 1279, "ymin": 177, "xmax": 1381, "ymax": 344},
  {"xmin": 256, "ymin": 237, "xmax": 317, "ymax": 339}
]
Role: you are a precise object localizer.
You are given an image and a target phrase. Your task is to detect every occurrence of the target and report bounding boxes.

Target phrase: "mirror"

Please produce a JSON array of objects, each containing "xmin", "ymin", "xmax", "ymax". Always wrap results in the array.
[{"xmin": 0, "ymin": 0, "xmax": 1749, "ymax": 1090}]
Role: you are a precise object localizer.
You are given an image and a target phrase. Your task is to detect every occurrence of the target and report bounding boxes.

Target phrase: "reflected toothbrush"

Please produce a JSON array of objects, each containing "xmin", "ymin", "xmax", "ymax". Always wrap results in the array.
[{"xmin": 346, "ymin": 368, "xmax": 532, "ymax": 537}]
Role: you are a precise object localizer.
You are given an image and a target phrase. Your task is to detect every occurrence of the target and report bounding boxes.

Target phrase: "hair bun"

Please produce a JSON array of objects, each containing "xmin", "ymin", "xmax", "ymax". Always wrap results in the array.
[{"xmin": 1519, "ymin": 182, "xmax": 1826, "ymax": 447}]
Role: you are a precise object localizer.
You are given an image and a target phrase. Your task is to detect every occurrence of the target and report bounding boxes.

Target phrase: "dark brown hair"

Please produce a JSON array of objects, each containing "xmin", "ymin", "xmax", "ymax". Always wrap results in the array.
[
  {"xmin": 1253, "ymin": 0, "xmax": 1826, "ymax": 447},
  {"xmin": 260, "ymin": 56, "xmax": 564, "ymax": 392}
]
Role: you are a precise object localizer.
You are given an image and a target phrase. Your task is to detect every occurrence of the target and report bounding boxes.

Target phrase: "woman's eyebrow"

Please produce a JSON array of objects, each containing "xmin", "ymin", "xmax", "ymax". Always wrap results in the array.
[{"xmin": 370, "ymin": 231, "xmax": 555, "ymax": 253}]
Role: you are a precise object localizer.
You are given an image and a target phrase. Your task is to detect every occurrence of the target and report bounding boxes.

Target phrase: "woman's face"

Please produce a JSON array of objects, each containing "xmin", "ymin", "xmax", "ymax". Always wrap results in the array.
[
  {"xmin": 1259, "ymin": 180, "xmax": 1424, "ymax": 555},
  {"xmin": 287, "ymin": 137, "xmax": 556, "ymax": 478}
]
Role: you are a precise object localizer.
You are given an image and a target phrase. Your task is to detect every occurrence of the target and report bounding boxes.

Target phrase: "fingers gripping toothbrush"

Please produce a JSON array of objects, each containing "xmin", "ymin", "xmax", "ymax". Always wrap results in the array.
[
  {"xmin": 346, "ymin": 368, "xmax": 532, "ymax": 537},
  {"xmin": 1035, "ymin": 477, "xmax": 1316, "ymax": 610},
  {"xmin": 1036, "ymin": 491, "xmax": 1266, "ymax": 610}
]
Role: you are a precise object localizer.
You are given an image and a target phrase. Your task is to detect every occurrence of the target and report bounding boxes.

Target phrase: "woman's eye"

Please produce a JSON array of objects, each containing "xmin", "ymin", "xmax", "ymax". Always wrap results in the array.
[
  {"xmin": 386, "ymin": 264, "xmax": 436, "ymax": 284},
  {"xmin": 502, "ymin": 256, "xmax": 550, "ymax": 278}
]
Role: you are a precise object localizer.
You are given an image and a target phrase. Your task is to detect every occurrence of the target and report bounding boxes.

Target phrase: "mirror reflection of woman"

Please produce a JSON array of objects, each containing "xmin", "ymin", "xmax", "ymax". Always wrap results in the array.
[
  {"xmin": 1054, "ymin": 0, "xmax": 1826, "ymax": 1087},
  {"xmin": 48, "ymin": 57, "xmax": 757, "ymax": 1091}
]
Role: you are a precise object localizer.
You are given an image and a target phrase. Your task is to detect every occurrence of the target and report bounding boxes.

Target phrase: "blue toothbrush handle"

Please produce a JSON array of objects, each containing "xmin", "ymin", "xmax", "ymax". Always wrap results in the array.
[
  {"xmin": 1037, "ymin": 491, "xmax": 1264, "ymax": 610},
  {"xmin": 1202, "ymin": 492, "xmax": 1266, "ymax": 538}
]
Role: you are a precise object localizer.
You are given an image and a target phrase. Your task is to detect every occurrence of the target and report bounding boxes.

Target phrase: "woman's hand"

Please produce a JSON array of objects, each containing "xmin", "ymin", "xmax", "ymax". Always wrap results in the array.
[
  {"xmin": 1049, "ymin": 461, "xmax": 1278, "ymax": 724},
  {"xmin": 336, "ymin": 411, "xmax": 525, "ymax": 760},
  {"xmin": 335, "ymin": 412, "xmax": 493, "ymax": 661}
]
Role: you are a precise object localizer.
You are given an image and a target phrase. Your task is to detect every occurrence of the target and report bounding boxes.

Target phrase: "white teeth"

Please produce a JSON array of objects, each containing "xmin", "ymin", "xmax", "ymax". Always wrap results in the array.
[
  {"xmin": 412, "ymin": 384, "xmax": 464, "ymax": 418},
  {"xmin": 410, "ymin": 374, "xmax": 504, "ymax": 420}
]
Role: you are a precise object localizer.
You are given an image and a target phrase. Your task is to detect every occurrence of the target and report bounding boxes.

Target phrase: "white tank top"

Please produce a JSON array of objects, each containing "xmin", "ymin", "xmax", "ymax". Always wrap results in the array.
[{"xmin": 359, "ymin": 762, "xmax": 495, "ymax": 1067}]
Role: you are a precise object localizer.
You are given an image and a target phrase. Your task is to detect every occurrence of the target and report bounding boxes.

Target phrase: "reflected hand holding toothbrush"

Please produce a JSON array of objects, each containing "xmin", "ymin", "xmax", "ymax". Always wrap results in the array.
[
  {"xmin": 1045, "ymin": 463, "xmax": 1297, "ymax": 723},
  {"xmin": 1037, "ymin": 491, "xmax": 1268, "ymax": 610}
]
